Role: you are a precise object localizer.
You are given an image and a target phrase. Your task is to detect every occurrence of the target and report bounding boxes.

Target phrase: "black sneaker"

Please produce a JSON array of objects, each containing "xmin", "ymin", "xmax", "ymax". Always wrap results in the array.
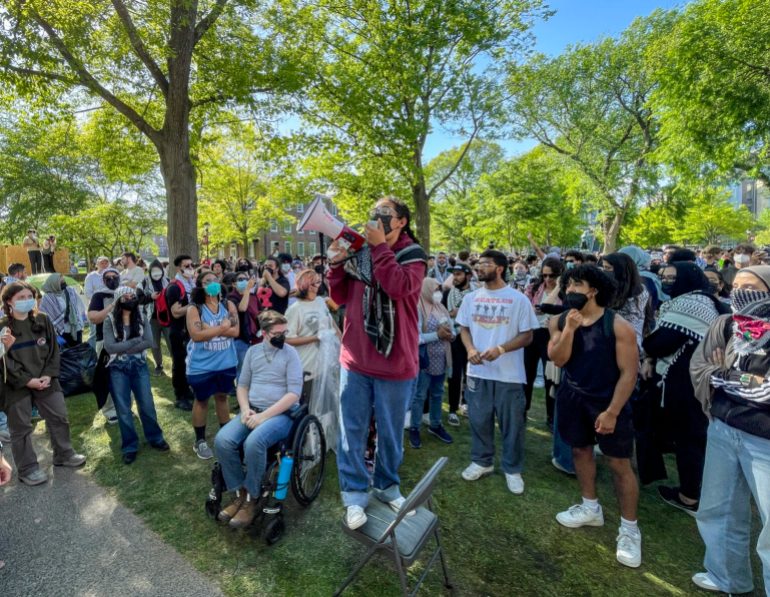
[
  {"xmin": 123, "ymin": 452, "xmax": 138, "ymax": 465},
  {"xmin": 409, "ymin": 428, "xmax": 421, "ymax": 449},
  {"xmin": 658, "ymin": 486, "xmax": 698, "ymax": 517},
  {"xmin": 428, "ymin": 425, "xmax": 453, "ymax": 444},
  {"xmin": 150, "ymin": 440, "xmax": 170, "ymax": 452},
  {"xmin": 175, "ymin": 398, "xmax": 193, "ymax": 411},
  {"xmin": 153, "ymin": 366, "xmax": 165, "ymax": 377}
]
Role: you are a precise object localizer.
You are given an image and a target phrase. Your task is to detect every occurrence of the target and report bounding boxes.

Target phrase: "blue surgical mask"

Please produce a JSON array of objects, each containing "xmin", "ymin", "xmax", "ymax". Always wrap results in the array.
[
  {"xmin": 13, "ymin": 298, "xmax": 36, "ymax": 314},
  {"xmin": 235, "ymin": 280, "xmax": 248, "ymax": 292},
  {"xmin": 205, "ymin": 282, "xmax": 221, "ymax": 297}
]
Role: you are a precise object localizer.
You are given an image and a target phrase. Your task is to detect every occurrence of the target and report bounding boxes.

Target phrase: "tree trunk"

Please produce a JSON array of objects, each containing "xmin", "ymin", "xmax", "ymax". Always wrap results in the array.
[
  {"xmin": 412, "ymin": 182, "xmax": 430, "ymax": 251},
  {"xmin": 158, "ymin": 139, "xmax": 198, "ymax": 262},
  {"xmin": 602, "ymin": 209, "xmax": 626, "ymax": 254}
]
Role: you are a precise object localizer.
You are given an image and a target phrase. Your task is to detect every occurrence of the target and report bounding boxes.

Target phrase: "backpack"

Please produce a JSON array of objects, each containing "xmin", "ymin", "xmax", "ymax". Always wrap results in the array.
[{"xmin": 156, "ymin": 279, "xmax": 185, "ymax": 327}]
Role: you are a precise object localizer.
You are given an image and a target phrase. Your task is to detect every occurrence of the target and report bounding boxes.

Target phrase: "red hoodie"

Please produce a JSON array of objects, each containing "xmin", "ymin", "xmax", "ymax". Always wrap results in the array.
[{"xmin": 328, "ymin": 233, "xmax": 425, "ymax": 381}]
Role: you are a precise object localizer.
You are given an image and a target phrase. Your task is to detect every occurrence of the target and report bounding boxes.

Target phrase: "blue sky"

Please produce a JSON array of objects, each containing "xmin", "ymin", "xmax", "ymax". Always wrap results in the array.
[{"xmin": 422, "ymin": 0, "xmax": 685, "ymax": 160}]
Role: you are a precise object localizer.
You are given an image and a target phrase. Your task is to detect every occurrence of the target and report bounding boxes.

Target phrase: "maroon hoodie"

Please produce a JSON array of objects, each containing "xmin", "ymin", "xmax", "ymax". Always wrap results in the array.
[{"xmin": 328, "ymin": 233, "xmax": 425, "ymax": 380}]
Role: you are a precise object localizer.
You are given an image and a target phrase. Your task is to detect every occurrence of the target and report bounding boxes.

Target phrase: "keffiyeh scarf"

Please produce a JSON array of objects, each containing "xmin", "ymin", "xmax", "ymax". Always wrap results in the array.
[
  {"xmin": 345, "ymin": 243, "xmax": 426, "ymax": 357},
  {"xmin": 655, "ymin": 291, "xmax": 720, "ymax": 379},
  {"xmin": 731, "ymin": 299, "xmax": 770, "ymax": 356}
]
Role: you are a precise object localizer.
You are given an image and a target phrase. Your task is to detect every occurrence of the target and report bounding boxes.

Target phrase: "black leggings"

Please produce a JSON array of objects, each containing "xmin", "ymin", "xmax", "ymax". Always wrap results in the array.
[
  {"xmin": 524, "ymin": 327, "xmax": 553, "ymax": 417},
  {"xmin": 446, "ymin": 337, "xmax": 468, "ymax": 414}
]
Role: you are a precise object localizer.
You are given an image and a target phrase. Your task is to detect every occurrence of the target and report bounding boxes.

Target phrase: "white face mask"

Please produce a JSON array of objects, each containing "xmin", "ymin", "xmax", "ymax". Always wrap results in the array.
[
  {"xmin": 150, "ymin": 269, "xmax": 163, "ymax": 281},
  {"xmin": 432, "ymin": 291, "xmax": 443, "ymax": 304},
  {"xmin": 735, "ymin": 253, "xmax": 750, "ymax": 266},
  {"xmin": 281, "ymin": 264, "xmax": 292, "ymax": 274},
  {"xmin": 183, "ymin": 267, "xmax": 194, "ymax": 278}
]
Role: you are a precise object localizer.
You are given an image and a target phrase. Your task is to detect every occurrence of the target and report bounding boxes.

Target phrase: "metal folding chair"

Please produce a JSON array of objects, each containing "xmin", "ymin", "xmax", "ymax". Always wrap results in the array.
[{"xmin": 334, "ymin": 457, "xmax": 452, "ymax": 596}]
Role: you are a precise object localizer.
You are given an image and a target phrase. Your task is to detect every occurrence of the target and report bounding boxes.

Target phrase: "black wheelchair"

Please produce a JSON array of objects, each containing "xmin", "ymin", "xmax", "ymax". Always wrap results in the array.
[{"xmin": 204, "ymin": 402, "xmax": 326, "ymax": 544}]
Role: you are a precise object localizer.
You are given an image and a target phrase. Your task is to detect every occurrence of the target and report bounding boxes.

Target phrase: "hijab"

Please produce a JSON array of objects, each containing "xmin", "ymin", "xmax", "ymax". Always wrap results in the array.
[
  {"xmin": 664, "ymin": 262, "xmax": 711, "ymax": 298},
  {"xmin": 42, "ymin": 273, "xmax": 65, "ymax": 295},
  {"xmin": 418, "ymin": 277, "xmax": 449, "ymax": 332}
]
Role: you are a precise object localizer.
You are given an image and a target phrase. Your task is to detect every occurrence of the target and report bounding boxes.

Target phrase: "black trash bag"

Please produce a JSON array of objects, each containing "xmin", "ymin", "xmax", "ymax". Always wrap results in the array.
[{"xmin": 60, "ymin": 343, "xmax": 98, "ymax": 397}]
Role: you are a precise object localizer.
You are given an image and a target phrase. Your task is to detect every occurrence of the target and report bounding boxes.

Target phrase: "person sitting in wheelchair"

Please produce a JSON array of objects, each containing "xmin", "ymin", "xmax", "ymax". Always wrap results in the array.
[{"xmin": 214, "ymin": 310, "xmax": 303, "ymax": 529}]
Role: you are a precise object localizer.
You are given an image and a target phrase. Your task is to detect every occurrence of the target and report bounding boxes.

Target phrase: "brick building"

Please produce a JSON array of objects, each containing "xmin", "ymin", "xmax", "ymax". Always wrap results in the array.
[{"xmin": 213, "ymin": 200, "xmax": 339, "ymax": 262}]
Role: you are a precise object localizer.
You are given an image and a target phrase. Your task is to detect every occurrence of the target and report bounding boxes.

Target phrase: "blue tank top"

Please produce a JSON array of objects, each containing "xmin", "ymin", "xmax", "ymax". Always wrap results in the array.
[{"xmin": 186, "ymin": 302, "xmax": 238, "ymax": 375}]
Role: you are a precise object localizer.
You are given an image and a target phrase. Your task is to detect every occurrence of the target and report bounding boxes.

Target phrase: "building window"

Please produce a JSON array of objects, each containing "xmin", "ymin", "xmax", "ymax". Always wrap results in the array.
[
  {"xmin": 284, "ymin": 241, "xmax": 292, "ymax": 255},
  {"xmin": 309, "ymin": 242, "xmax": 317, "ymax": 256},
  {"xmin": 284, "ymin": 221, "xmax": 292, "ymax": 234},
  {"xmin": 297, "ymin": 242, "xmax": 305, "ymax": 256},
  {"xmin": 297, "ymin": 203, "xmax": 305, "ymax": 213},
  {"xmin": 270, "ymin": 220, "xmax": 278, "ymax": 232}
]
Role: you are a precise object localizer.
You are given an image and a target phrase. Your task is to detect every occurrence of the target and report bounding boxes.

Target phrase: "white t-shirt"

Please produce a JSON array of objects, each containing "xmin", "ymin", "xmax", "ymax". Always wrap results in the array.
[
  {"xmin": 456, "ymin": 285, "xmax": 539, "ymax": 383},
  {"xmin": 120, "ymin": 265, "xmax": 145, "ymax": 288},
  {"xmin": 285, "ymin": 296, "xmax": 334, "ymax": 377}
]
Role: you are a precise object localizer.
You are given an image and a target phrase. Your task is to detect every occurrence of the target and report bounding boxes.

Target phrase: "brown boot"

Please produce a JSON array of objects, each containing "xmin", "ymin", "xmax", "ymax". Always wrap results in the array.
[
  {"xmin": 229, "ymin": 493, "xmax": 258, "ymax": 529},
  {"xmin": 217, "ymin": 490, "xmax": 246, "ymax": 523}
]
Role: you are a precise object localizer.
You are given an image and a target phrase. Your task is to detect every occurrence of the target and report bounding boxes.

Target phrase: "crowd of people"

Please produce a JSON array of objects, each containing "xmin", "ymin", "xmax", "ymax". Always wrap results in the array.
[{"xmin": 0, "ymin": 217, "xmax": 768, "ymax": 594}]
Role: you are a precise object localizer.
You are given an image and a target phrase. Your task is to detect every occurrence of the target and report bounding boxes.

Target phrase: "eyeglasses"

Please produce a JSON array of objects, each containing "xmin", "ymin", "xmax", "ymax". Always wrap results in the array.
[
  {"xmin": 542, "ymin": 273, "xmax": 558, "ymax": 279},
  {"xmin": 369, "ymin": 206, "xmax": 395, "ymax": 219}
]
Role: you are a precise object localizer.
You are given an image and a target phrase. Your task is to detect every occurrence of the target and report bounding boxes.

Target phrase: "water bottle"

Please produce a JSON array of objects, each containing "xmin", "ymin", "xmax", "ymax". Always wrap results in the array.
[{"xmin": 274, "ymin": 455, "xmax": 294, "ymax": 500}]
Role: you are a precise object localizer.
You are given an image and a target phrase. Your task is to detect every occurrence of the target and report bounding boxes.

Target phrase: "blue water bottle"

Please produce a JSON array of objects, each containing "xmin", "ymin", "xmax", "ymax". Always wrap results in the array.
[{"xmin": 274, "ymin": 456, "xmax": 294, "ymax": 500}]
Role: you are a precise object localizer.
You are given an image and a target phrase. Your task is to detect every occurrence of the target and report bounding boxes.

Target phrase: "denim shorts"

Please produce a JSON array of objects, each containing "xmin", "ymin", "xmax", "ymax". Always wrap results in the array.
[{"xmin": 187, "ymin": 367, "xmax": 237, "ymax": 401}]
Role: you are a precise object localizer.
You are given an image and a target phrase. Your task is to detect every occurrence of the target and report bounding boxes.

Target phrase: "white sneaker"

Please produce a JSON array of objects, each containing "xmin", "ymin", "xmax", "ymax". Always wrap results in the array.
[
  {"xmin": 555, "ymin": 504, "xmax": 604, "ymax": 528},
  {"xmin": 459, "ymin": 404, "xmax": 468, "ymax": 417},
  {"xmin": 616, "ymin": 526, "xmax": 642, "ymax": 568},
  {"xmin": 691, "ymin": 572, "xmax": 720, "ymax": 592},
  {"xmin": 447, "ymin": 413, "xmax": 460, "ymax": 427},
  {"xmin": 345, "ymin": 505, "xmax": 367, "ymax": 530},
  {"xmin": 461, "ymin": 462, "xmax": 494, "ymax": 481},
  {"xmin": 388, "ymin": 496, "xmax": 416, "ymax": 517},
  {"xmin": 505, "ymin": 473, "xmax": 524, "ymax": 495}
]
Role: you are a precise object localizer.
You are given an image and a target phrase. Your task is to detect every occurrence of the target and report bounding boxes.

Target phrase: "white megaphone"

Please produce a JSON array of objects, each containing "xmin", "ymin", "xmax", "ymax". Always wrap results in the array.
[{"xmin": 297, "ymin": 194, "xmax": 366, "ymax": 253}]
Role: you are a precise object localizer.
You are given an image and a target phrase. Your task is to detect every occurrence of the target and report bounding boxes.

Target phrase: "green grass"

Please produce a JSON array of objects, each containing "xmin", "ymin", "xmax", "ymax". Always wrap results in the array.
[{"xmin": 57, "ymin": 371, "xmax": 764, "ymax": 597}]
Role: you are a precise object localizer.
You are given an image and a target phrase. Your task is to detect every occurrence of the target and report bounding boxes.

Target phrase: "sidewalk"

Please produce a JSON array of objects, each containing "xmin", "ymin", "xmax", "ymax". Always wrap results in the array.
[{"xmin": 0, "ymin": 439, "xmax": 221, "ymax": 597}]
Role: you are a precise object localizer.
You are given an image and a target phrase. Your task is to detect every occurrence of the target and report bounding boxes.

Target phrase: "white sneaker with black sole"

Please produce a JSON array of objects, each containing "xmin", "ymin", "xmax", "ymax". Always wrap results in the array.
[
  {"xmin": 447, "ymin": 413, "xmax": 460, "ymax": 427},
  {"xmin": 555, "ymin": 504, "xmax": 604, "ymax": 528},
  {"xmin": 387, "ymin": 496, "xmax": 416, "ymax": 517}
]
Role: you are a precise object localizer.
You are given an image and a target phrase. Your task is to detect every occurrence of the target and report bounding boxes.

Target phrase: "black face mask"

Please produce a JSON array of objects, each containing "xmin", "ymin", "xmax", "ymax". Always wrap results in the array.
[
  {"xmin": 661, "ymin": 282, "xmax": 675, "ymax": 296},
  {"xmin": 269, "ymin": 333, "xmax": 286, "ymax": 350},
  {"xmin": 564, "ymin": 292, "xmax": 589, "ymax": 311},
  {"xmin": 104, "ymin": 277, "xmax": 119, "ymax": 291},
  {"xmin": 60, "ymin": 281, "xmax": 67, "ymax": 290},
  {"xmin": 708, "ymin": 282, "xmax": 720, "ymax": 295},
  {"xmin": 314, "ymin": 265, "xmax": 324, "ymax": 274},
  {"xmin": 120, "ymin": 298, "xmax": 138, "ymax": 311}
]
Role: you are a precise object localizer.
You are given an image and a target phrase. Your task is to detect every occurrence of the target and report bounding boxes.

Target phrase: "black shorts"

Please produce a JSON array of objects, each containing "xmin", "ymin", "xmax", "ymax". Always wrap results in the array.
[{"xmin": 556, "ymin": 385, "xmax": 634, "ymax": 458}]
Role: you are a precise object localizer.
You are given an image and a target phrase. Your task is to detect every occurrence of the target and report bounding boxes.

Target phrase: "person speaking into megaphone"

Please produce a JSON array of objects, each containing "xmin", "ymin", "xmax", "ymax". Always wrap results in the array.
[{"xmin": 327, "ymin": 196, "xmax": 427, "ymax": 530}]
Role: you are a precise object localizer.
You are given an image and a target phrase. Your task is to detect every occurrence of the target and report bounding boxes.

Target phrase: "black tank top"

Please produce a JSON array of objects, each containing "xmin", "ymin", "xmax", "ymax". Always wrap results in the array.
[{"xmin": 559, "ymin": 309, "xmax": 619, "ymax": 401}]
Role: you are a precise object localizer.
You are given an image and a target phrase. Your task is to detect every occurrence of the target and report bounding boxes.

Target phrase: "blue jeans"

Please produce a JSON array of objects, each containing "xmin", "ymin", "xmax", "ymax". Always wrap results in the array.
[
  {"xmin": 109, "ymin": 357, "xmax": 164, "ymax": 454},
  {"xmin": 410, "ymin": 370, "xmax": 446, "ymax": 428},
  {"xmin": 337, "ymin": 367, "xmax": 414, "ymax": 508},
  {"xmin": 465, "ymin": 377, "xmax": 527, "ymax": 474},
  {"xmin": 552, "ymin": 398, "xmax": 575, "ymax": 473},
  {"xmin": 0, "ymin": 411, "xmax": 8, "ymax": 432},
  {"xmin": 234, "ymin": 339, "xmax": 250, "ymax": 383},
  {"xmin": 697, "ymin": 419, "xmax": 770, "ymax": 593},
  {"xmin": 214, "ymin": 410, "xmax": 294, "ymax": 497}
]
